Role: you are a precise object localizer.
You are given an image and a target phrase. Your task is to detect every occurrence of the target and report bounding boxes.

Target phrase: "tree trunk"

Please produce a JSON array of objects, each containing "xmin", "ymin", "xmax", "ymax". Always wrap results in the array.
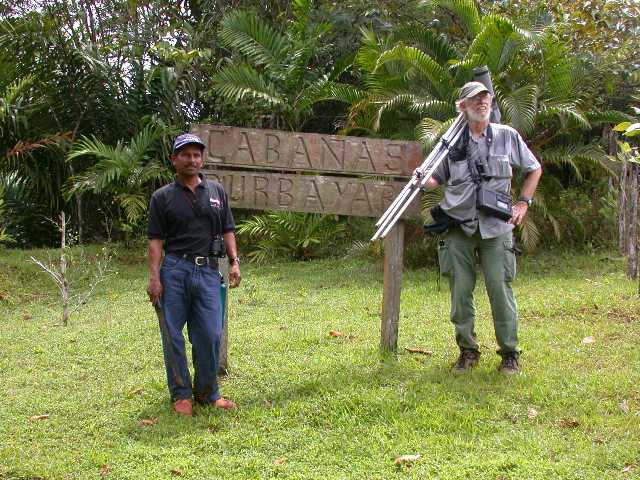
[
  {"xmin": 60, "ymin": 211, "xmax": 70, "ymax": 326},
  {"xmin": 619, "ymin": 159, "xmax": 628, "ymax": 255},
  {"xmin": 76, "ymin": 192, "xmax": 83, "ymax": 245},
  {"xmin": 627, "ymin": 164, "xmax": 638, "ymax": 279}
]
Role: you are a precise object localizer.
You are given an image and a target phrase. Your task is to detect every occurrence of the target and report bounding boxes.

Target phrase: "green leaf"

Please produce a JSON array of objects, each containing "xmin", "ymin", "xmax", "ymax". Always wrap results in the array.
[
  {"xmin": 614, "ymin": 122, "xmax": 632, "ymax": 132},
  {"xmin": 219, "ymin": 10, "xmax": 289, "ymax": 71},
  {"xmin": 213, "ymin": 64, "xmax": 285, "ymax": 106}
]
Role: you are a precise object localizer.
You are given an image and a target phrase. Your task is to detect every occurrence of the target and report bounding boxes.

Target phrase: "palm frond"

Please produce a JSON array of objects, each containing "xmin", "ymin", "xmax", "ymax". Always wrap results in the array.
[
  {"xmin": 392, "ymin": 26, "xmax": 459, "ymax": 65},
  {"xmin": 537, "ymin": 102, "xmax": 590, "ymax": 130},
  {"xmin": 539, "ymin": 33, "xmax": 575, "ymax": 101},
  {"xmin": 0, "ymin": 76, "xmax": 34, "ymax": 136},
  {"xmin": 416, "ymin": 116, "xmax": 457, "ymax": 150},
  {"xmin": 356, "ymin": 28, "xmax": 387, "ymax": 72},
  {"xmin": 586, "ymin": 110, "xmax": 635, "ymax": 125},
  {"xmin": 285, "ymin": 21, "xmax": 332, "ymax": 90},
  {"xmin": 374, "ymin": 45, "xmax": 453, "ymax": 100},
  {"xmin": 538, "ymin": 143, "xmax": 611, "ymax": 181},
  {"xmin": 67, "ymin": 136, "xmax": 125, "ymax": 165},
  {"xmin": 374, "ymin": 94, "xmax": 454, "ymax": 125},
  {"xmin": 290, "ymin": 0, "xmax": 313, "ymax": 38},
  {"xmin": 498, "ymin": 84, "xmax": 538, "ymax": 136},
  {"xmin": 328, "ymin": 53, "xmax": 356, "ymax": 81},
  {"xmin": 218, "ymin": 10, "xmax": 289, "ymax": 70},
  {"xmin": 115, "ymin": 193, "xmax": 148, "ymax": 224},
  {"xmin": 465, "ymin": 15, "xmax": 526, "ymax": 74},
  {"xmin": 213, "ymin": 63, "xmax": 286, "ymax": 105},
  {"xmin": 237, "ymin": 211, "xmax": 346, "ymax": 262},
  {"xmin": 518, "ymin": 214, "xmax": 540, "ymax": 250},
  {"xmin": 421, "ymin": 185, "xmax": 443, "ymax": 217},
  {"xmin": 423, "ymin": 0, "xmax": 481, "ymax": 38},
  {"xmin": 296, "ymin": 80, "xmax": 365, "ymax": 113}
]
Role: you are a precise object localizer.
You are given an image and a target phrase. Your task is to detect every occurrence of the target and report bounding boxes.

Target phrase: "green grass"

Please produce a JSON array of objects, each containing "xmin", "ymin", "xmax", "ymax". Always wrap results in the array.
[{"xmin": 1, "ymin": 247, "xmax": 639, "ymax": 479}]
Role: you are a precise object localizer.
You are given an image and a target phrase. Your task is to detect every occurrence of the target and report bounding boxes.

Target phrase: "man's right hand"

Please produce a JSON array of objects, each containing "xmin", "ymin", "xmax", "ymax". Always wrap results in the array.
[{"xmin": 147, "ymin": 278, "xmax": 163, "ymax": 305}]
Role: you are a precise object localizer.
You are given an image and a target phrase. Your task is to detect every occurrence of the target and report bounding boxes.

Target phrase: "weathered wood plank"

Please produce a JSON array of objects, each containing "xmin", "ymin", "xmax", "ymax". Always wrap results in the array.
[
  {"xmin": 380, "ymin": 221, "xmax": 405, "ymax": 352},
  {"xmin": 193, "ymin": 124, "xmax": 422, "ymax": 176},
  {"xmin": 204, "ymin": 169, "xmax": 421, "ymax": 218}
]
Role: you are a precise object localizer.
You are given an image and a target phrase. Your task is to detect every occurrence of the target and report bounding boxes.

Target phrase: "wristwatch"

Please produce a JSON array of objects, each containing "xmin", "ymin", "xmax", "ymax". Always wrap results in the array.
[
  {"xmin": 229, "ymin": 256, "xmax": 240, "ymax": 266},
  {"xmin": 517, "ymin": 196, "xmax": 533, "ymax": 207}
]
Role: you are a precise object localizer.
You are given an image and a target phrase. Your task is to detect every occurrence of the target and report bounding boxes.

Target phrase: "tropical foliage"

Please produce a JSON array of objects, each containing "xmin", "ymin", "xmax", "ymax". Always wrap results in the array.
[
  {"xmin": 65, "ymin": 122, "xmax": 174, "ymax": 228},
  {"xmin": 212, "ymin": 0, "xmax": 355, "ymax": 131},
  {"xmin": 332, "ymin": 0, "xmax": 632, "ymax": 249},
  {"xmin": 236, "ymin": 212, "xmax": 346, "ymax": 263},
  {"xmin": 0, "ymin": 0, "xmax": 637, "ymax": 255}
]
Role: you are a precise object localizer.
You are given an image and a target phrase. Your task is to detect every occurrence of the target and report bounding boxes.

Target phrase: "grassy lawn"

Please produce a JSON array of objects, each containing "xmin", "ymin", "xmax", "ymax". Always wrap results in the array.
[{"xmin": 1, "ymin": 247, "xmax": 639, "ymax": 479}]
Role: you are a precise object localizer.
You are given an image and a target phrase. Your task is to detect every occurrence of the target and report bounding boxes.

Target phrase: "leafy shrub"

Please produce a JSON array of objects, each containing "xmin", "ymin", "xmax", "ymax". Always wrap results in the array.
[
  {"xmin": 237, "ymin": 211, "xmax": 348, "ymax": 263},
  {"xmin": 537, "ymin": 182, "xmax": 618, "ymax": 251}
]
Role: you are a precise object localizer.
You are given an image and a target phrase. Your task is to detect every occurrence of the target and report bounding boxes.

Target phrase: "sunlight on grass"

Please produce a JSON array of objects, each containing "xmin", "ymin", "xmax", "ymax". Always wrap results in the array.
[{"xmin": 0, "ymin": 249, "xmax": 638, "ymax": 479}]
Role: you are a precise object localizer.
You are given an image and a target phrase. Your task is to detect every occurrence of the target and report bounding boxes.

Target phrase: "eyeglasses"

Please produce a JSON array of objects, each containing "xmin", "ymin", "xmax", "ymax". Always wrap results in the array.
[{"xmin": 467, "ymin": 93, "xmax": 492, "ymax": 104}]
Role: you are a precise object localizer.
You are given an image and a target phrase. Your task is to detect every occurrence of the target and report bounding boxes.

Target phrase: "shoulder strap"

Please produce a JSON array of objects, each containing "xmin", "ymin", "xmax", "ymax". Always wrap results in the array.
[{"xmin": 202, "ymin": 180, "xmax": 224, "ymax": 234}]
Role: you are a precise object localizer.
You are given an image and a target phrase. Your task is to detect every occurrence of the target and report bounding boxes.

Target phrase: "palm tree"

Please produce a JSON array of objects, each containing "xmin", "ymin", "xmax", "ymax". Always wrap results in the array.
[
  {"xmin": 335, "ymin": 0, "xmax": 629, "ymax": 248},
  {"xmin": 212, "ymin": 0, "xmax": 357, "ymax": 132},
  {"xmin": 65, "ymin": 122, "xmax": 173, "ymax": 230}
]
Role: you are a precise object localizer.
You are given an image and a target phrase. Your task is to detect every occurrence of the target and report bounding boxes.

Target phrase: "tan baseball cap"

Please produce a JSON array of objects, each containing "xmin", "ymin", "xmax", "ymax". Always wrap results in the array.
[{"xmin": 458, "ymin": 81, "xmax": 490, "ymax": 100}]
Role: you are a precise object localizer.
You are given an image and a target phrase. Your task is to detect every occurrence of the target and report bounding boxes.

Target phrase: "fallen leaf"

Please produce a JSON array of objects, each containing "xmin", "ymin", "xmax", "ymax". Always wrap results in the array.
[
  {"xmin": 622, "ymin": 464, "xmax": 636, "ymax": 473},
  {"xmin": 99, "ymin": 464, "xmax": 110, "ymax": 476},
  {"xmin": 329, "ymin": 330, "xmax": 343, "ymax": 337},
  {"xmin": 263, "ymin": 399, "xmax": 274, "ymax": 408},
  {"xmin": 128, "ymin": 387, "xmax": 144, "ymax": 396},
  {"xmin": 619, "ymin": 400, "xmax": 630, "ymax": 414},
  {"xmin": 582, "ymin": 336, "xmax": 595, "ymax": 344},
  {"xmin": 405, "ymin": 347, "xmax": 433, "ymax": 356},
  {"xmin": 592, "ymin": 435, "xmax": 606, "ymax": 444},
  {"xmin": 394, "ymin": 454, "xmax": 420, "ymax": 466},
  {"xmin": 170, "ymin": 468, "xmax": 183, "ymax": 476},
  {"xmin": 527, "ymin": 407, "xmax": 538, "ymax": 419},
  {"xmin": 29, "ymin": 414, "xmax": 49, "ymax": 421},
  {"xmin": 138, "ymin": 418, "xmax": 158, "ymax": 427},
  {"xmin": 346, "ymin": 334, "xmax": 357, "ymax": 341},
  {"xmin": 273, "ymin": 457, "xmax": 286, "ymax": 466},
  {"xmin": 558, "ymin": 418, "xmax": 580, "ymax": 428},
  {"xmin": 23, "ymin": 313, "xmax": 32, "ymax": 320}
]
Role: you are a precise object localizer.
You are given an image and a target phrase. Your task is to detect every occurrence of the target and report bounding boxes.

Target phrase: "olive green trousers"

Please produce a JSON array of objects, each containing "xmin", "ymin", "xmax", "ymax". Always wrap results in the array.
[{"xmin": 437, "ymin": 228, "xmax": 519, "ymax": 356}]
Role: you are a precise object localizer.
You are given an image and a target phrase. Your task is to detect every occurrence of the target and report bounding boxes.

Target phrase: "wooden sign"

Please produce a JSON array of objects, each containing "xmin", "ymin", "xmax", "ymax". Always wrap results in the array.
[
  {"xmin": 205, "ymin": 169, "xmax": 420, "ymax": 218},
  {"xmin": 192, "ymin": 124, "xmax": 421, "ymax": 176},
  {"xmin": 193, "ymin": 124, "xmax": 423, "ymax": 218}
]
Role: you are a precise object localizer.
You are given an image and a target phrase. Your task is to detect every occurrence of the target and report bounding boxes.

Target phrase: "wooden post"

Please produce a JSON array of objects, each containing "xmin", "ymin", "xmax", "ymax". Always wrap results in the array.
[
  {"xmin": 380, "ymin": 221, "xmax": 405, "ymax": 353},
  {"xmin": 628, "ymin": 164, "xmax": 639, "ymax": 279},
  {"xmin": 219, "ymin": 258, "xmax": 229, "ymax": 374},
  {"xmin": 619, "ymin": 160, "xmax": 628, "ymax": 256}
]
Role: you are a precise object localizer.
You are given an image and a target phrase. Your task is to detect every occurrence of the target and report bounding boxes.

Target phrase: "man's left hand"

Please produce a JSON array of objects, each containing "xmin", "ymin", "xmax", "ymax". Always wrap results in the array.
[
  {"xmin": 509, "ymin": 202, "xmax": 528, "ymax": 226},
  {"xmin": 229, "ymin": 264, "xmax": 241, "ymax": 288}
]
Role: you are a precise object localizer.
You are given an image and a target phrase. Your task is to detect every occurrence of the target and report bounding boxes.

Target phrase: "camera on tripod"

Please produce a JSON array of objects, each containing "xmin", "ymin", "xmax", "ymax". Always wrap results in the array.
[{"xmin": 209, "ymin": 235, "xmax": 225, "ymax": 258}]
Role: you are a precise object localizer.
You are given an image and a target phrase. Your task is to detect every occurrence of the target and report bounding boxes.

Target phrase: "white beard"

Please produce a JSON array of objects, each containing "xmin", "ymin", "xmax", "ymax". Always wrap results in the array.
[{"xmin": 467, "ymin": 109, "xmax": 491, "ymax": 123}]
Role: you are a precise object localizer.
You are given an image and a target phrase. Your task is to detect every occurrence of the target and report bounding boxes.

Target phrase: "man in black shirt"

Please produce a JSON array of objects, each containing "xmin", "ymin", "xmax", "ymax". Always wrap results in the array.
[{"xmin": 147, "ymin": 133, "xmax": 241, "ymax": 416}]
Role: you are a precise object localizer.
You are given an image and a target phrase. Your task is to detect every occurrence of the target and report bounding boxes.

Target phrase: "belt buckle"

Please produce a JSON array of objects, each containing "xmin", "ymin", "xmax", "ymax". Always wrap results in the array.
[{"xmin": 194, "ymin": 256, "xmax": 207, "ymax": 266}]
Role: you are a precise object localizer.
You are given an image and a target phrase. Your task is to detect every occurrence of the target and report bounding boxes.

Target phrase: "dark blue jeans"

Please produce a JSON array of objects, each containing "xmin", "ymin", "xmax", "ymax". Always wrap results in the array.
[{"xmin": 158, "ymin": 255, "xmax": 222, "ymax": 403}]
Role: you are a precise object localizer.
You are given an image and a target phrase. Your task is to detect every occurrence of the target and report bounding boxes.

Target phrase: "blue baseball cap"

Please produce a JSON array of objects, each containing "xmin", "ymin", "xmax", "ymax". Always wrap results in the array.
[{"xmin": 172, "ymin": 133, "xmax": 206, "ymax": 153}]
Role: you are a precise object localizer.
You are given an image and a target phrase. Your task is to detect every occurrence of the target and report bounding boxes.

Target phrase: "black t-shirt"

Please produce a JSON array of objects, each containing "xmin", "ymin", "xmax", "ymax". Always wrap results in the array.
[{"xmin": 147, "ymin": 175, "xmax": 235, "ymax": 256}]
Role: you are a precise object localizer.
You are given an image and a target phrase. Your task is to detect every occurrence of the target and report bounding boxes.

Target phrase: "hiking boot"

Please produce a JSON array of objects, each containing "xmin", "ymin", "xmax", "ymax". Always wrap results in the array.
[
  {"xmin": 173, "ymin": 398, "xmax": 193, "ymax": 416},
  {"xmin": 452, "ymin": 350, "xmax": 480, "ymax": 373},
  {"xmin": 499, "ymin": 354, "xmax": 520, "ymax": 375}
]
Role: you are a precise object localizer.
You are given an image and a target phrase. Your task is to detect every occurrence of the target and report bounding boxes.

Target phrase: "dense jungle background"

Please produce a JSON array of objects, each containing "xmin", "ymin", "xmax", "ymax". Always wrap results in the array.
[{"xmin": 1, "ymin": 0, "xmax": 639, "ymax": 265}]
